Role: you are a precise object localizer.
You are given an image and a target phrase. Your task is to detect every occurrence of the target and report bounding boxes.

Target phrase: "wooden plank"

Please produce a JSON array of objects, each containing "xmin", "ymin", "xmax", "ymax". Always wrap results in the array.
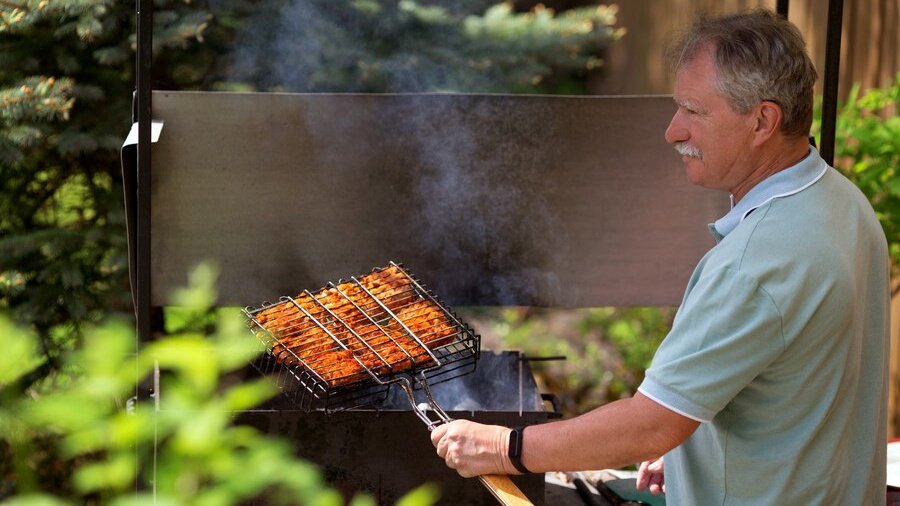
[
  {"xmin": 150, "ymin": 92, "xmax": 727, "ymax": 307},
  {"xmin": 479, "ymin": 475, "xmax": 534, "ymax": 506}
]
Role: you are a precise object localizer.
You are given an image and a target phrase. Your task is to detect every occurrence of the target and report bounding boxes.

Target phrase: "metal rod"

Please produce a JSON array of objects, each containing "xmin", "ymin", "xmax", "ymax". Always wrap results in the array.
[
  {"xmin": 134, "ymin": 0, "xmax": 152, "ymax": 495},
  {"xmin": 135, "ymin": 0, "xmax": 152, "ymax": 344},
  {"xmin": 417, "ymin": 372, "xmax": 453, "ymax": 425},
  {"xmin": 282, "ymin": 295, "xmax": 383, "ymax": 385},
  {"xmin": 303, "ymin": 289, "xmax": 394, "ymax": 372},
  {"xmin": 520, "ymin": 355, "xmax": 567, "ymax": 362},
  {"xmin": 820, "ymin": 0, "xmax": 844, "ymax": 166},
  {"xmin": 397, "ymin": 376, "xmax": 451, "ymax": 430},
  {"xmin": 390, "ymin": 261, "xmax": 473, "ymax": 335},
  {"xmin": 518, "ymin": 351, "xmax": 523, "ymax": 417},
  {"xmin": 329, "ymin": 282, "xmax": 418, "ymax": 368},
  {"xmin": 242, "ymin": 307, "xmax": 326, "ymax": 386},
  {"xmin": 151, "ymin": 360, "xmax": 159, "ymax": 502},
  {"xmin": 776, "ymin": 0, "xmax": 789, "ymax": 18},
  {"xmin": 352, "ymin": 276, "xmax": 442, "ymax": 367}
]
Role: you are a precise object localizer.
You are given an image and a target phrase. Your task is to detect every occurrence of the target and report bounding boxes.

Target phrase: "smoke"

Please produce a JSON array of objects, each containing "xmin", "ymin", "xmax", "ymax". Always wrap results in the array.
[
  {"xmin": 395, "ymin": 95, "xmax": 566, "ymax": 305},
  {"xmin": 380, "ymin": 351, "xmax": 542, "ymax": 412},
  {"xmin": 225, "ymin": 0, "xmax": 568, "ymax": 306}
]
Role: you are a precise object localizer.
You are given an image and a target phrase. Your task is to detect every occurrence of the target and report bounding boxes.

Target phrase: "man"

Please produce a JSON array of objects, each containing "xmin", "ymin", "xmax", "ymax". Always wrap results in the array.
[{"xmin": 430, "ymin": 9, "xmax": 890, "ymax": 504}]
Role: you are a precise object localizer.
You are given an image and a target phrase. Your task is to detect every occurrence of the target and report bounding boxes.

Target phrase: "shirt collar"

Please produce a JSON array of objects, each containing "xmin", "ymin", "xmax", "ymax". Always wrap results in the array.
[{"xmin": 709, "ymin": 146, "xmax": 829, "ymax": 242}]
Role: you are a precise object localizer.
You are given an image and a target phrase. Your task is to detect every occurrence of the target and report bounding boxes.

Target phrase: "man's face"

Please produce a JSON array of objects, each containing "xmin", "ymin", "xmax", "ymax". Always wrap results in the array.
[{"xmin": 664, "ymin": 45, "xmax": 756, "ymax": 192}]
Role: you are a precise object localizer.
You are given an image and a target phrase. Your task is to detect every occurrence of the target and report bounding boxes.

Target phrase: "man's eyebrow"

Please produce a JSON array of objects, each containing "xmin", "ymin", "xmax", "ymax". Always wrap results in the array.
[{"xmin": 674, "ymin": 98, "xmax": 703, "ymax": 112}]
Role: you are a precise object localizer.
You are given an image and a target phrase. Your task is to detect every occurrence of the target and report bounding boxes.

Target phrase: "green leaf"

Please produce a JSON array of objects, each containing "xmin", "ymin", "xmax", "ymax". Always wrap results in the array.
[
  {"xmin": 0, "ymin": 316, "xmax": 43, "ymax": 388},
  {"xmin": 109, "ymin": 493, "xmax": 179, "ymax": 506},
  {"xmin": 395, "ymin": 483, "xmax": 441, "ymax": 506},
  {"xmin": 22, "ymin": 391, "xmax": 105, "ymax": 432},
  {"xmin": 0, "ymin": 494, "xmax": 73, "ymax": 506},
  {"xmin": 72, "ymin": 453, "xmax": 137, "ymax": 493},
  {"xmin": 170, "ymin": 262, "xmax": 219, "ymax": 309},
  {"xmin": 221, "ymin": 377, "xmax": 277, "ymax": 411}
]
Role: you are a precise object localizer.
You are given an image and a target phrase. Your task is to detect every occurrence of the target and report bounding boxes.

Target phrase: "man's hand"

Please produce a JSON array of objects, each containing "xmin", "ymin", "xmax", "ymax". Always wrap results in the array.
[
  {"xmin": 636, "ymin": 457, "xmax": 665, "ymax": 495},
  {"xmin": 430, "ymin": 419, "xmax": 517, "ymax": 478}
]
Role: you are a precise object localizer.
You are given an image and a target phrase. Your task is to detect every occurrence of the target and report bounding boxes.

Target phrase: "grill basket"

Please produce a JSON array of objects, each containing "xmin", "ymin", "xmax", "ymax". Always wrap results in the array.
[{"xmin": 243, "ymin": 262, "xmax": 480, "ymax": 413}]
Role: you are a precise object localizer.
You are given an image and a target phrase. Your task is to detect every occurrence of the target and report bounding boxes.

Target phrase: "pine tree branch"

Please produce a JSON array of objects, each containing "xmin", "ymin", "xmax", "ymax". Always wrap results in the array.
[{"xmin": 0, "ymin": 0, "xmax": 26, "ymax": 11}]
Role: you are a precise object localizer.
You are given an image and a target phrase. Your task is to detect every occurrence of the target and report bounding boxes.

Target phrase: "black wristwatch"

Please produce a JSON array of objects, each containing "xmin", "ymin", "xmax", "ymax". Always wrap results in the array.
[{"xmin": 508, "ymin": 425, "xmax": 532, "ymax": 474}]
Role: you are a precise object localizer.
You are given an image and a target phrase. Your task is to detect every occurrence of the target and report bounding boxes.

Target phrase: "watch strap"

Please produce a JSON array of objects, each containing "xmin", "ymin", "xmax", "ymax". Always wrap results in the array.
[{"xmin": 508, "ymin": 426, "xmax": 532, "ymax": 474}]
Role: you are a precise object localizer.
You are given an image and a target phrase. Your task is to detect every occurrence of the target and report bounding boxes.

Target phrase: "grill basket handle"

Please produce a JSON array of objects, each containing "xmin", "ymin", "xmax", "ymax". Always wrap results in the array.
[{"xmin": 478, "ymin": 475, "xmax": 534, "ymax": 506}]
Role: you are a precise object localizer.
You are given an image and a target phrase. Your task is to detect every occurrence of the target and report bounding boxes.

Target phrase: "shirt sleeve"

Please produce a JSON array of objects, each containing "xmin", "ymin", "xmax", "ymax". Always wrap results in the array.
[{"xmin": 638, "ymin": 266, "xmax": 785, "ymax": 423}]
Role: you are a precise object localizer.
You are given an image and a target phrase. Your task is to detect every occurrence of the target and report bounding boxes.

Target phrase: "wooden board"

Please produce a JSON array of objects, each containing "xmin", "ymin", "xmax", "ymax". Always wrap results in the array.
[{"xmin": 480, "ymin": 475, "xmax": 534, "ymax": 506}]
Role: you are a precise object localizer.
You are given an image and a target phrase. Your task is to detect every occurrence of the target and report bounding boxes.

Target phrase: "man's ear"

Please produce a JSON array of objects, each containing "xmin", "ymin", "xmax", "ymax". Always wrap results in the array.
[{"xmin": 752, "ymin": 100, "xmax": 783, "ymax": 146}]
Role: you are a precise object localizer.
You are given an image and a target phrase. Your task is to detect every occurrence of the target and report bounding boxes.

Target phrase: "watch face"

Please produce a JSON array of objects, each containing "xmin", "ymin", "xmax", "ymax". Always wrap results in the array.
[{"xmin": 509, "ymin": 427, "xmax": 522, "ymax": 456}]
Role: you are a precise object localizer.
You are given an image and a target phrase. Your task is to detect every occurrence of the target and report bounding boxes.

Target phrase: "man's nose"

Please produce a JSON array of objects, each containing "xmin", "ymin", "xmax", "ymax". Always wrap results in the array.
[{"xmin": 665, "ymin": 110, "xmax": 687, "ymax": 144}]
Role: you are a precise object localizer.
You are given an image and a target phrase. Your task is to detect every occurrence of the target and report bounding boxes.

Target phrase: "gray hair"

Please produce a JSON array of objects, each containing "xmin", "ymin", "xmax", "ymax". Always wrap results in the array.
[{"xmin": 669, "ymin": 9, "xmax": 818, "ymax": 138}]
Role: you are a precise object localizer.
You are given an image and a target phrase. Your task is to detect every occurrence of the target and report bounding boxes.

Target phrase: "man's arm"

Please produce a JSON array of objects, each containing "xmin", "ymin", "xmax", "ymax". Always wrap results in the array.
[{"xmin": 431, "ymin": 392, "xmax": 699, "ymax": 477}]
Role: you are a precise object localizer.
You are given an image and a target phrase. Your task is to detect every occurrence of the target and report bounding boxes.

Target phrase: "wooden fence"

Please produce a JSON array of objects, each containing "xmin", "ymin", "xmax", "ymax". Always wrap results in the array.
[{"xmin": 587, "ymin": 0, "xmax": 899, "ymax": 98}]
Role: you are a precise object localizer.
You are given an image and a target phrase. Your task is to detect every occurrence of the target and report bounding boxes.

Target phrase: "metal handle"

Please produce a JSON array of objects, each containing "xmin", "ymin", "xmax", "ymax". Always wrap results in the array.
[
  {"xmin": 397, "ymin": 374, "xmax": 531, "ymax": 506},
  {"xmin": 397, "ymin": 376, "xmax": 452, "ymax": 430}
]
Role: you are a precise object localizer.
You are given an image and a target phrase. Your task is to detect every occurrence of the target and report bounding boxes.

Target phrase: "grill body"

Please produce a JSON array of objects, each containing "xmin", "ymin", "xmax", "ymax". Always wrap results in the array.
[{"xmin": 240, "ymin": 351, "xmax": 556, "ymax": 505}]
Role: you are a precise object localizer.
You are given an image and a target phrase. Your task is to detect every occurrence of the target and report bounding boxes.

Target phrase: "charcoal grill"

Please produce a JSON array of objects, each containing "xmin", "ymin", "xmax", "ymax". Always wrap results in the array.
[
  {"xmin": 239, "ymin": 350, "xmax": 556, "ymax": 505},
  {"xmin": 244, "ymin": 261, "xmax": 535, "ymax": 504}
]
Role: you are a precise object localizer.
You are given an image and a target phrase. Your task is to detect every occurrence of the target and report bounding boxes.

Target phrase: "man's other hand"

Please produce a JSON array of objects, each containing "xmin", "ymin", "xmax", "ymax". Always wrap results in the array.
[{"xmin": 636, "ymin": 457, "xmax": 665, "ymax": 495}]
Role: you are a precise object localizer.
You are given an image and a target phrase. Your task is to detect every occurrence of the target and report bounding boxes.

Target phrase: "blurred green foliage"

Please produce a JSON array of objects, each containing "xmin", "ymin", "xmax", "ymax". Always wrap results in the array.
[
  {"xmin": 483, "ymin": 307, "xmax": 675, "ymax": 417},
  {"xmin": 0, "ymin": 264, "xmax": 438, "ymax": 505},
  {"xmin": 826, "ymin": 74, "xmax": 900, "ymax": 277}
]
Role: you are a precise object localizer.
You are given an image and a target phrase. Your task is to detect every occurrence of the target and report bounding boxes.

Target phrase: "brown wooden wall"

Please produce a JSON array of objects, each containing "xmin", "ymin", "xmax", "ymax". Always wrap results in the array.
[{"xmin": 588, "ymin": 0, "xmax": 900, "ymax": 98}]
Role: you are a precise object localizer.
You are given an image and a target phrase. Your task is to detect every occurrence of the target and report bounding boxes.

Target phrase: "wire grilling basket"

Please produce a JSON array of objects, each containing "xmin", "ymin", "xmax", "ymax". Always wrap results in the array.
[
  {"xmin": 243, "ymin": 261, "xmax": 480, "ymax": 421},
  {"xmin": 244, "ymin": 262, "xmax": 534, "ymax": 505}
]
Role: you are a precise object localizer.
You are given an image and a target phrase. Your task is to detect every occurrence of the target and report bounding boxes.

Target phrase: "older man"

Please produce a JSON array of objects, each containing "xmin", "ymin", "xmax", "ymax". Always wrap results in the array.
[{"xmin": 430, "ymin": 9, "xmax": 890, "ymax": 505}]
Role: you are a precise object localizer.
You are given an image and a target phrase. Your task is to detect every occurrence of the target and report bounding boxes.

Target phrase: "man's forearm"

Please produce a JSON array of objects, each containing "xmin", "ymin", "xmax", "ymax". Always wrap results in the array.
[{"xmin": 521, "ymin": 393, "xmax": 699, "ymax": 472}]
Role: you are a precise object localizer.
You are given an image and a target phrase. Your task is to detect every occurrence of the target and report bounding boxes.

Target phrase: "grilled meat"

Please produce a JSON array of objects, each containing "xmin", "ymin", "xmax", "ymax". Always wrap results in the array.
[{"xmin": 251, "ymin": 265, "xmax": 458, "ymax": 387}]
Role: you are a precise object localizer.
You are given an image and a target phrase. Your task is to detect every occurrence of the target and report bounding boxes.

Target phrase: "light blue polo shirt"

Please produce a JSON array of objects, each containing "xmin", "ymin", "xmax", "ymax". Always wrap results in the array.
[{"xmin": 639, "ymin": 147, "xmax": 890, "ymax": 505}]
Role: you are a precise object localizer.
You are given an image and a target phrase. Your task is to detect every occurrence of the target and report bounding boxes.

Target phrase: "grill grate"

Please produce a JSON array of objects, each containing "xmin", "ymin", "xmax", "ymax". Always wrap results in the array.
[{"xmin": 244, "ymin": 261, "xmax": 480, "ymax": 413}]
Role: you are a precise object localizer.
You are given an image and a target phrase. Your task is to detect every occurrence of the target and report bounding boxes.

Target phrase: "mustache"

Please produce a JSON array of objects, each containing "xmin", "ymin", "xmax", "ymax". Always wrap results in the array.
[{"xmin": 675, "ymin": 142, "xmax": 703, "ymax": 159}]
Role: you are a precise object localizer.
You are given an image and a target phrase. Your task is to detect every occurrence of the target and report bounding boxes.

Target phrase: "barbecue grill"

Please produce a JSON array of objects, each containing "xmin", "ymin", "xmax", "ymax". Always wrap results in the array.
[
  {"xmin": 243, "ymin": 262, "xmax": 547, "ymax": 504},
  {"xmin": 239, "ymin": 349, "xmax": 557, "ymax": 505}
]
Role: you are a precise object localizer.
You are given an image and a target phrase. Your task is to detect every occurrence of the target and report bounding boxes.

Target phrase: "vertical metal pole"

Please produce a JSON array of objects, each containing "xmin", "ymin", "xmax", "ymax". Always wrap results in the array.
[
  {"xmin": 776, "ymin": 0, "xmax": 789, "ymax": 18},
  {"xmin": 821, "ymin": 0, "xmax": 844, "ymax": 166},
  {"xmin": 134, "ymin": 0, "xmax": 153, "ymax": 495},
  {"xmin": 136, "ymin": 0, "xmax": 152, "ymax": 343}
]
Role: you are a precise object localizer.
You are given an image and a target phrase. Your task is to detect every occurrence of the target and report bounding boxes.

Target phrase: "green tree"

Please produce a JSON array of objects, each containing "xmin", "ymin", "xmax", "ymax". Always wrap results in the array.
[
  {"xmin": 829, "ymin": 74, "xmax": 900, "ymax": 281},
  {"xmin": 225, "ymin": 0, "xmax": 623, "ymax": 94},
  {"xmin": 0, "ymin": 0, "xmax": 218, "ymax": 378}
]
